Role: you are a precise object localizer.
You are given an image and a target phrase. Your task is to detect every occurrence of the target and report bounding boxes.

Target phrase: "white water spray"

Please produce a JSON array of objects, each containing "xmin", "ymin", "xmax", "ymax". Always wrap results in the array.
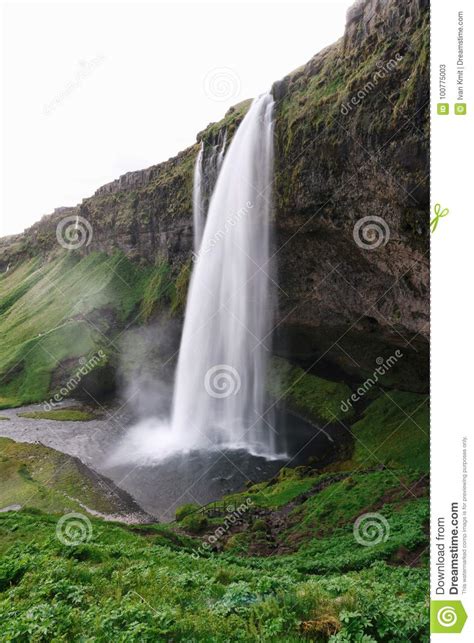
[{"xmin": 171, "ymin": 92, "xmax": 278, "ymax": 456}]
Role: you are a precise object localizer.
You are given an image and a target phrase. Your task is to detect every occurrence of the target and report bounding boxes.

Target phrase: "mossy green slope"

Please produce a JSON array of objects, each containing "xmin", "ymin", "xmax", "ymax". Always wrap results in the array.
[
  {"xmin": 0, "ymin": 252, "xmax": 188, "ymax": 408},
  {"xmin": 0, "ymin": 438, "xmax": 130, "ymax": 515},
  {"xmin": 207, "ymin": 467, "xmax": 428, "ymax": 567},
  {"xmin": 267, "ymin": 357, "xmax": 429, "ymax": 473},
  {"xmin": 350, "ymin": 391, "xmax": 429, "ymax": 472}
]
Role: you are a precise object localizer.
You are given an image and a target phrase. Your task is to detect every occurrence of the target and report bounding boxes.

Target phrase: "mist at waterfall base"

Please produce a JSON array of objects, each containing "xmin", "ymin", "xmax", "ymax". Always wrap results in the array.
[{"xmin": 109, "ymin": 95, "xmax": 325, "ymax": 485}]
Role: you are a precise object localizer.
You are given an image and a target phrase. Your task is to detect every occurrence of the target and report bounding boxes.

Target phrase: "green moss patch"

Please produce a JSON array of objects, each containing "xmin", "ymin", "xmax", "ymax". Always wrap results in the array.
[
  {"xmin": 17, "ymin": 409, "xmax": 95, "ymax": 422},
  {"xmin": 0, "ymin": 437, "xmax": 136, "ymax": 516},
  {"xmin": 268, "ymin": 357, "xmax": 354, "ymax": 424},
  {"xmin": 226, "ymin": 477, "xmax": 317, "ymax": 511},
  {"xmin": 139, "ymin": 261, "xmax": 174, "ymax": 321},
  {"xmin": 175, "ymin": 503, "xmax": 200, "ymax": 522},
  {"xmin": 287, "ymin": 469, "xmax": 422, "ymax": 537}
]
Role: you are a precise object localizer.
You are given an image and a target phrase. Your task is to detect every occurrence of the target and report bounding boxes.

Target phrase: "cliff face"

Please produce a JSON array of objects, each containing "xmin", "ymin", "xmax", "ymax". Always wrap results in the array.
[
  {"xmin": 0, "ymin": 0, "xmax": 429, "ymax": 400},
  {"xmin": 271, "ymin": 0, "xmax": 429, "ymax": 389}
]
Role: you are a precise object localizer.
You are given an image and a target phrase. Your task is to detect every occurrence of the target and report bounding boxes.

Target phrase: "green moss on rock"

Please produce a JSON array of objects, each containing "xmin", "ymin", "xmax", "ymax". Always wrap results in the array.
[
  {"xmin": 175, "ymin": 503, "xmax": 200, "ymax": 522},
  {"xmin": 0, "ymin": 438, "xmax": 131, "ymax": 515},
  {"xmin": 139, "ymin": 261, "xmax": 174, "ymax": 322},
  {"xmin": 268, "ymin": 357, "xmax": 354, "ymax": 424},
  {"xmin": 180, "ymin": 513, "xmax": 208, "ymax": 534}
]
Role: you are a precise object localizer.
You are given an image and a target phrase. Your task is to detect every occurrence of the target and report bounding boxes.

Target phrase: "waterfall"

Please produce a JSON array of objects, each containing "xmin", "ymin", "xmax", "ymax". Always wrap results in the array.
[
  {"xmin": 193, "ymin": 131, "xmax": 227, "ymax": 253},
  {"xmin": 171, "ymin": 92, "xmax": 278, "ymax": 456},
  {"xmin": 192, "ymin": 143, "xmax": 204, "ymax": 252},
  {"xmin": 217, "ymin": 130, "xmax": 227, "ymax": 168}
]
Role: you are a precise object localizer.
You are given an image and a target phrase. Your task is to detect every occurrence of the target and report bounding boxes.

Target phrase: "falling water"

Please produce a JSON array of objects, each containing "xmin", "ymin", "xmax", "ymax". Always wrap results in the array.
[
  {"xmin": 193, "ymin": 132, "xmax": 227, "ymax": 253},
  {"xmin": 192, "ymin": 143, "xmax": 205, "ymax": 252},
  {"xmin": 171, "ymin": 92, "xmax": 278, "ymax": 456},
  {"xmin": 217, "ymin": 130, "xmax": 227, "ymax": 167}
]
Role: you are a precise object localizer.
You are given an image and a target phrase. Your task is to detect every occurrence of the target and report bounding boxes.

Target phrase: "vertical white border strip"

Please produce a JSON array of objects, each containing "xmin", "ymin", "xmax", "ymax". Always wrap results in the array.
[{"xmin": 431, "ymin": 0, "xmax": 473, "ymax": 637}]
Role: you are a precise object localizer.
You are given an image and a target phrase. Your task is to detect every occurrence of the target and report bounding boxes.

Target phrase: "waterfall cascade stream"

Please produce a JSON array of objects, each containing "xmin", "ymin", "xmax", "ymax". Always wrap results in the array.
[
  {"xmin": 192, "ymin": 142, "xmax": 204, "ymax": 252},
  {"xmin": 110, "ymin": 92, "xmax": 283, "ymax": 464},
  {"xmin": 193, "ymin": 131, "xmax": 227, "ymax": 252},
  {"xmin": 171, "ymin": 92, "xmax": 279, "ymax": 456}
]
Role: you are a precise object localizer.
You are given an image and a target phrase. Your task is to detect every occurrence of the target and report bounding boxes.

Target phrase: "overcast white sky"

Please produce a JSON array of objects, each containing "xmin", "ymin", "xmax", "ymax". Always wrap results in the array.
[{"xmin": 1, "ymin": 0, "xmax": 353, "ymax": 236}]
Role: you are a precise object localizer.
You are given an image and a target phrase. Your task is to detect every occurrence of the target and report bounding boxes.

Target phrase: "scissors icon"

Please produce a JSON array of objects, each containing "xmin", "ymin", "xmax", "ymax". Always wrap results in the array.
[{"xmin": 430, "ymin": 203, "xmax": 449, "ymax": 233}]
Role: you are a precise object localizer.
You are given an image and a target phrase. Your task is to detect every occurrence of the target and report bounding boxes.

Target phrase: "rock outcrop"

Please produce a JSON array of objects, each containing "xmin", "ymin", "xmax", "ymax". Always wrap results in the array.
[{"xmin": 271, "ymin": 0, "xmax": 429, "ymax": 390}]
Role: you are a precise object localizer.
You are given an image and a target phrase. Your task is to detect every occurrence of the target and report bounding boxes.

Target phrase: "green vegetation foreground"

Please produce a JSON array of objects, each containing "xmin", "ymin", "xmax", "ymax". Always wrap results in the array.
[
  {"xmin": 1, "ymin": 460, "xmax": 429, "ymax": 641},
  {"xmin": 0, "ymin": 515, "xmax": 428, "ymax": 641}
]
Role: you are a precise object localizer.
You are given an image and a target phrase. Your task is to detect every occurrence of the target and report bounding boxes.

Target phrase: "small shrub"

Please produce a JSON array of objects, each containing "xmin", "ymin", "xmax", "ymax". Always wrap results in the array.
[
  {"xmin": 213, "ymin": 582, "xmax": 257, "ymax": 615},
  {"xmin": 252, "ymin": 519, "xmax": 267, "ymax": 532},
  {"xmin": 224, "ymin": 532, "xmax": 250, "ymax": 553},
  {"xmin": 175, "ymin": 503, "xmax": 199, "ymax": 522},
  {"xmin": 277, "ymin": 467, "xmax": 299, "ymax": 481},
  {"xmin": 300, "ymin": 615, "xmax": 341, "ymax": 638},
  {"xmin": 214, "ymin": 567, "xmax": 234, "ymax": 585},
  {"xmin": 181, "ymin": 513, "xmax": 208, "ymax": 534},
  {"xmin": 60, "ymin": 544, "xmax": 107, "ymax": 563}
]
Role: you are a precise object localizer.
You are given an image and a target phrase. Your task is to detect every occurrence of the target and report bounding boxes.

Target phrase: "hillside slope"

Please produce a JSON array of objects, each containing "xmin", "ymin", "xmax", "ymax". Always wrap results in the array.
[{"xmin": 0, "ymin": 437, "xmax": 150, "ymax": 520}]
